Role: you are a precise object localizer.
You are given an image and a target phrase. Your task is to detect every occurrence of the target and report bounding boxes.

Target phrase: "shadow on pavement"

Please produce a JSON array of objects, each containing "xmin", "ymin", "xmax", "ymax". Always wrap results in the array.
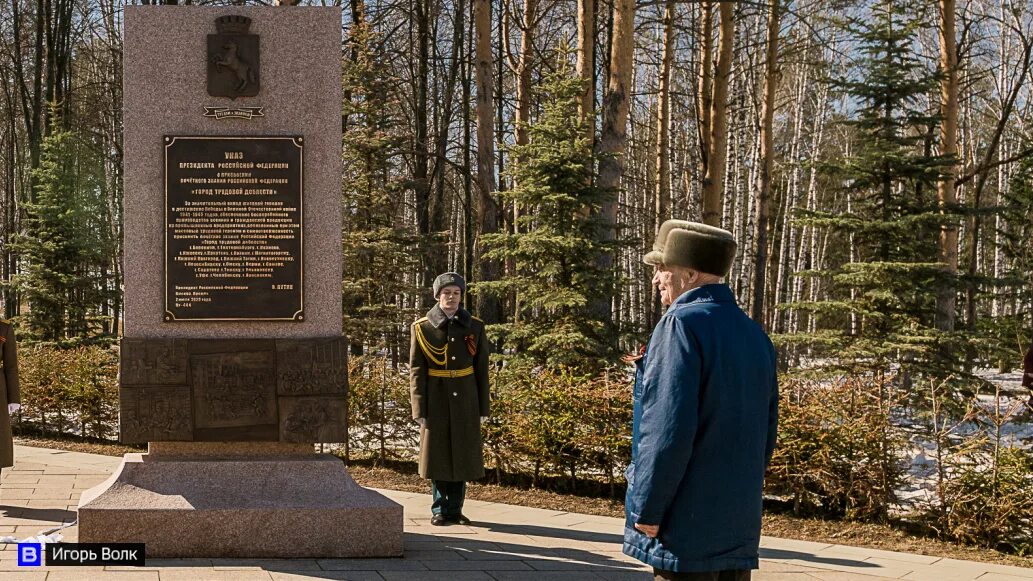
[
  {"xmin": 481, "ymin": 521, "xmax": 624, "ymax": 544},
  {"xmin": 760, "ymin": 547, "xmax": 876, "ymax": 568},
  {"xmin": 0, "ymin": 505, "xmax": 77, "ymax": 523}
]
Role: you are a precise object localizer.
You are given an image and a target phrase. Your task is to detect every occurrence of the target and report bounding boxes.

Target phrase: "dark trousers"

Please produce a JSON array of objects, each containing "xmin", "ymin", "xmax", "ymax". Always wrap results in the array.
[
  {"xmin": 654, "ymin": 569, "xmax": 751, "ymax": 581},
  {"xmin": 431, "ymin": 480, "xmax": 466, "ymax": 517}
]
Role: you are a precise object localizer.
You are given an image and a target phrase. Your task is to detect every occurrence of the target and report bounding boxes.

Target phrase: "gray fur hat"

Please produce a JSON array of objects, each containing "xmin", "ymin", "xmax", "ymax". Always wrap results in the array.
[
  {"xmin": 433, "ymin": 272, "xmax": 466, "ymax": 298},
  {"xmin": 643, "ymin": 220, "xmax": 737, "ymax": 277}
]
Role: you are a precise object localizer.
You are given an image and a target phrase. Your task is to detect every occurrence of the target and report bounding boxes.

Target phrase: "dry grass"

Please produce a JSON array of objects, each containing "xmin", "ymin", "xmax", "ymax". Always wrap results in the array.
[{"xmin": 15, "ymin": 435, "xmax": 1031, "ymax": 569}]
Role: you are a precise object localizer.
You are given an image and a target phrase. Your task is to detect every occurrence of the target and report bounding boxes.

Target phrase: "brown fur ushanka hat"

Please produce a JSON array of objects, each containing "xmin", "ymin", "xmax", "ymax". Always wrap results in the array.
[{"xmin": 643, "ymin": 220, "xmax": 737, "ymax": 277}]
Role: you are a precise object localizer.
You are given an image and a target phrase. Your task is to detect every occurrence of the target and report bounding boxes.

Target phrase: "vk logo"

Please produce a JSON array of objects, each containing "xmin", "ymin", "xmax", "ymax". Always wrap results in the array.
[{"xmin": 17, "ymin": 543, "xmax": 42, "ymax": 566}]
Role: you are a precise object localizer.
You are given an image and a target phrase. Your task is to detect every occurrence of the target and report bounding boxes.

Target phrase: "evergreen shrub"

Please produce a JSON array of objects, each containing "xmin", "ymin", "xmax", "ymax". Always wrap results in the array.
[
  {"xmin": 940, "ymin": 446, "xmax": 1033, "ymax": 555},
  {"xmin": 766, "ymin": 375, "xmax": 907, "ymax": 521},
  {"xmin": 14, "ymin": 344, "xmax": 118, "ymax": 439}
]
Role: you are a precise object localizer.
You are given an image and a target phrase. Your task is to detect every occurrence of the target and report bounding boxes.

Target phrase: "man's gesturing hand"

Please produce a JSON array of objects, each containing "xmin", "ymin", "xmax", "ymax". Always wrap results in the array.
[{"xmin": 635, "ymin": 523, "xmax": 659, "ymax": 538}]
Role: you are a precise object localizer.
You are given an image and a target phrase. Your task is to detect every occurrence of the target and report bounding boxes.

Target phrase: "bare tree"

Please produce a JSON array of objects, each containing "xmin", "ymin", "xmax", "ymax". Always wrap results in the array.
[
  {"xmin": 697, "ymin": 1, "xmax": 713, "ymax": 177},
  {"xmin": 701, "ymin": 1, "xmax": 733, "ymax": 226},
  {"xmin": 936, "ymin": 0, "xmax": 959, "ymax": 331},
  {"xmin": 751, "ymin": 0, "xmax": 781, "ymax": 325},
  {"xmin": 654, "ymin": 0, "xmax": 675, "ymax": 239},
  {"xmin": 474, "ymin": 0, "xmax": 501, "ymax": 324},
  {"xmin": 576, "ymin": 0, "xmax": 594, "ymax": 139},
  {"xmin": 598, "ymin": 0, "xmax": 635, "ymax": 226}
]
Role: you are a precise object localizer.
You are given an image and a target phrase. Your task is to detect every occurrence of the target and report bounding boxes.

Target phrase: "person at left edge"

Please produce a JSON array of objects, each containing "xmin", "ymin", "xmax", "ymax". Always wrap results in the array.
[
  {"xmin": 410, "ymin": 272, "xmax": 491, "ymax": 526},
  {"xmin": 0, "ymin": 319, "xmax": 21, "ymax": 480}
]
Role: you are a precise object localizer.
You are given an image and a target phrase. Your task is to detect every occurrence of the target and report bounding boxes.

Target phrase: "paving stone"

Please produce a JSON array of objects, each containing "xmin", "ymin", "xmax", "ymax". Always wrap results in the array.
[
  {"xmin": 0, "ymin": 572, "xmax": 48, "ymax": 581},
  {"xmin": 760, "ymin": 559, "xmax": 826, "ymax": 572},
  {"xmin": 420, "ymin": 560, "xmax": 534, "ymax": 571},
  {"xmin": 486, "ymin": 572, "xmax": 601, "ymax": 580},
  {"xmin": 452, "ymin": 549, "xmax": 531, "ymax": 562},
  {"xmin": 593, "ymin": 573, "xmax": 653, "ymax": 581},
  {"xmin": 1, "ymin": 491, "xmax": 71, "ymax": 501},
  {"xmin": 45, "ymin": 571, "xmax": 160, "ymax": 581},
  {"xmin": 783, "ymin": 559, "xmax": 914, "ymax": 579},
  {"xmin": 269, "ymin": 573, "xmax": 385, "ymax": 581},
  {"xmin": 317, "ymin": 560, "xmax": 428, "ymax": 571},
  {"xmin": 806, "ymin": 572, "xmax": 906, "ymax": 580},
  {"xmin": 378, "ymin": 573, "xmax": 494, "ymax": 581},
  {"xmin": 976, "ymin": 564, "xmax": 1033, "ymax": 578},
  {"xmin": 401, "ymin": 550, "xmax": 467, "ymax": 561},
  {"xmin": 761, "ymin": 537, "xmax": 836, "ymax": 553},
  {"xmin": 107, "ymin": 559, "xmax": 214, "ymax": 571},
  {"xmin": 158, "ymin": 569, "xmax": 275, "ymax": 581},
  {"xmin": 210, "ymin": 560, "xmax": 322, "ymax": 571},
  {"xmin": 815, "ymin": 545, "xmax": 943, "ymax": 566},
  {"xmin": 0, "ymin": 477, "xmax": 40, "ymax": 484},
  {"xmin": 548, "ymin": 549, "xmax": 644, "ymax": 564},
  {"xmin": 525, "ymin": 559, "xmax": 643, "ymax": 572}
]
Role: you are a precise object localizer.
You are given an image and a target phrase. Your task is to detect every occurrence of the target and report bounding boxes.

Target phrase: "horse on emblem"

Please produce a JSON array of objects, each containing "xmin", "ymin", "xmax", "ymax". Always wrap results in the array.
[{"xmin": 214, "ymin": 41, "xmax": 256, "ymax": 94}]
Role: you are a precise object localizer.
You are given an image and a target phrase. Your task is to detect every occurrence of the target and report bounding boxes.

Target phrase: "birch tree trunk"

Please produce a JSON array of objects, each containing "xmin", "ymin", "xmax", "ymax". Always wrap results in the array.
[{"xmin": 773, "ymin": 66, "xmax": 807, "ymax": 333}]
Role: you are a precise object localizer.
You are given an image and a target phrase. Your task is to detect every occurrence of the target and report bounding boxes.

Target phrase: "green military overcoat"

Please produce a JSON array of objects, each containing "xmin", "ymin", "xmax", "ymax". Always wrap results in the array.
[
  {"xmin": 410, "ymin": 305, "xmax": 490, "ymax": 482},
  {"xmin": 0, "ymin": 320, "xmax": 20, "ymax": 469}
]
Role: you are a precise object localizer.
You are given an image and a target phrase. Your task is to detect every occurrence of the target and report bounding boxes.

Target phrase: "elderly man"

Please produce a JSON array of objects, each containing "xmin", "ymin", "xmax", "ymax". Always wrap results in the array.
[
  {"xmin": 410, "ymin": 272, "xmax": 491, "ymax": 526},
  {"xmin": 623, "ymin": 221, "xmax": 779, "ymax": 581}
]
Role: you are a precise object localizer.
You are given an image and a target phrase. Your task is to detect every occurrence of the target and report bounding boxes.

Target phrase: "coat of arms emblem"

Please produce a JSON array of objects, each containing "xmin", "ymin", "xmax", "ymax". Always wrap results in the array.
[{"xmin": 207, "ymin": 15, "xmax": 260, "ymax": 99}]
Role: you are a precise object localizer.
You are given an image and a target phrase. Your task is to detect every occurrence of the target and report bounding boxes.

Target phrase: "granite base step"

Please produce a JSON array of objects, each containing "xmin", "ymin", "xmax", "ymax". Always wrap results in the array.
[{"xmin": 77, "ymin": 445, "xmax": 403, "ymax": 558}]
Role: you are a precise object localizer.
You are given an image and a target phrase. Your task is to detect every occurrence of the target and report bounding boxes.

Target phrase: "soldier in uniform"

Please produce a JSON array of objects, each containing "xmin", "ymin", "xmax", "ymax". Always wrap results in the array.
[
  {"xmin": 410, "ymin": 272, "xmax": 491, "ymax": 526},
  {"xmin": 1, "ymin": 319, "xmax": 20, "ymax": 478}
]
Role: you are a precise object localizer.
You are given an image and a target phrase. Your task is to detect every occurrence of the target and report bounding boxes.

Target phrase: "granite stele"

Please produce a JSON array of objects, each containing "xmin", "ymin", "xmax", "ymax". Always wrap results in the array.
[{"xmin": 76, "ymin": 6, "xmax": 403, "ymax": 558}]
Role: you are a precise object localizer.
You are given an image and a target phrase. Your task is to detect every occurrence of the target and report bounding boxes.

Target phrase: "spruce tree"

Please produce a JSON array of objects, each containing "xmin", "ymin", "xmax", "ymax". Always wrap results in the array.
[
  {"xmin": 788, "ymin": 0, "xmax": 958, "ymax": 378},
  {"xmin": 12, "ymin": 128, "xmax": 115, "ymax": 345},
  {"xmin": 990, "ymin": 156, "xmax": 1033, "ymax": 363},
  {"xmin": 341, "ymin": 16, "xmax": 423, "ymax": 354},
  {"xmin": 478, "ymin": 60, "xmax": 616, "ymax": 370}
]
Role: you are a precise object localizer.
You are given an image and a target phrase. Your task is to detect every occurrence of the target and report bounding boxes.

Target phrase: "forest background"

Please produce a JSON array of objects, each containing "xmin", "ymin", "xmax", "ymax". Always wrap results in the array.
[{"xmin": 1, "ymin": 0, "xmax": 1033, "ymax": 556}]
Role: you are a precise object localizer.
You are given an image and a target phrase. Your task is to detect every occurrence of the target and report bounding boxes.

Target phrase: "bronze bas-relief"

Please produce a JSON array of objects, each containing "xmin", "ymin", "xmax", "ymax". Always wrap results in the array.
[
  {"xmin": 207, "ymin": 15, "xmax": 260, "ymax": 99},
  {"xmin": 276, "ymin": 339, "xmax": 348, "ymax": 396},
  {"xmin": 119, "ymin": 337, "xmax": 348, "ymax": 444},
  {"xmin": 192, "ymin": 351, "xmax": 278, "ymax": 429}
]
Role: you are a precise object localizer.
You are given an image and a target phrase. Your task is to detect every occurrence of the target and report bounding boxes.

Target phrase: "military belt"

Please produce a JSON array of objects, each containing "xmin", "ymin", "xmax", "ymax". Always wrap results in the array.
[{"xmin": 427, "ymin": 366, "xmax": 474, "ymax": 379}]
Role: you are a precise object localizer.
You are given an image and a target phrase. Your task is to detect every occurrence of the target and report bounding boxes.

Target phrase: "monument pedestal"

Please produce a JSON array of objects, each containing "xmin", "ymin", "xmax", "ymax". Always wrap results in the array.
[{"xmin": 77, "ymin": 443, "xmax": 403, "ymax": 558}]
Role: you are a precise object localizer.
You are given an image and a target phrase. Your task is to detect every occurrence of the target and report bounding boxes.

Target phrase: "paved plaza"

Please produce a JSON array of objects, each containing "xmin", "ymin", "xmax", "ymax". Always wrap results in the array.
[{"xmin": 0, "ymin": 445, "xmax": 1030, "ymax": 581}]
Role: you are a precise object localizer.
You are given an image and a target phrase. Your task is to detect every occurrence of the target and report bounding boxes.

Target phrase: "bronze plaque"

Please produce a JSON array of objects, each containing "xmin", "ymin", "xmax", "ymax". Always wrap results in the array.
[
  {"xmin": 207, "ymin": 15, "xmax": 260, "ymax": 99},
  {"xmin": 276, "ymin": 338, "xmax": 347, "ymax": 396},
  {"xmin": 120, "ymin": 339, "xmax": 189, "ymax": 385},
  {"xmin": 164, "ymin": 136, "xmax": 303, "ymax": 321},
  {"xmin": 120, "ymin": 385, "xmax": 193, "ymax": 443},
  {"xmin": 191, "ymin": 351, "xmax": 278, "ymax": 429},
  {"xmin": 279, "ymin": 396, "xmax": 347, "ymax": 443},
  {"xmin": 119, "ymin": 337, "xmax": 348, "ymax": 444}
]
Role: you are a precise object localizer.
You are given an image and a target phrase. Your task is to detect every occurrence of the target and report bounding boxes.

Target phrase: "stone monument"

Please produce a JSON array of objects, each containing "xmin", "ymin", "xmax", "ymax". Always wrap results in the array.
[{"xmin": 76, "ymin": 6, "xmax": 403, "ymax": 558}]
